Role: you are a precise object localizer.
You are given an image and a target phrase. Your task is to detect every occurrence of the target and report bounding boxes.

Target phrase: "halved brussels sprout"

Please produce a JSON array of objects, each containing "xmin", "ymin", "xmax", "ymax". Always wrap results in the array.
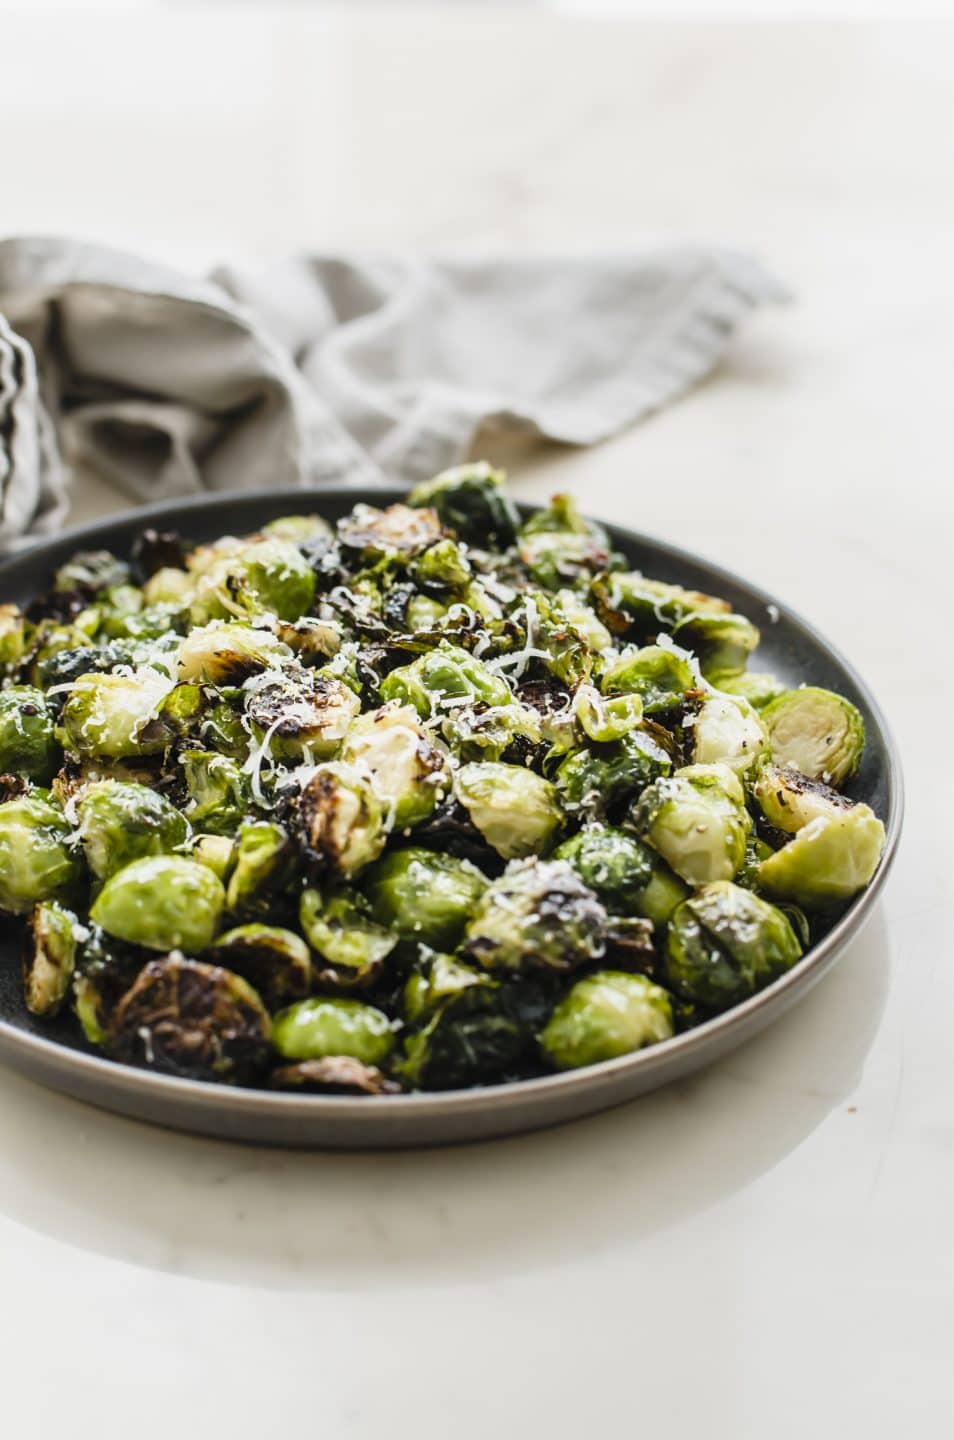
[
  {"xmin": 554, "ymin": 588, "xmax": 613, "ymax": 653},
  {"xmin": 409, "ymin": 538, "xmax": 472, "ymax": 591},
  {"xmin": 687, "ymin": 692, "xmax": 768, "ymax": 777},
  {"xmin": 465, "ymin": 858, "xmax": 606, "ymax": 974},
  {"xmin": 518, "ymin": 527, "xmax": 609, "ymax": 592},
  {"xmin": 401, "ymin": 950, "xmax": 495, "ymax": 1026},
  {"xmin": 553, "ymin": 726, "xmax": 672, "ymax": 819},
  {"xmin": 259, "ymin": 513, "xmax": 333, "ymax": 545},
  {"xmin": 540, "ymin": 971, "xmax": 674, "ymax": 1070},
  {"xmin": 205, "ymin": 923, "xmax": 311, "ymax": 1008},
  {"xmin": 454, "ymin": 761, "xmax": 563, "ymax": 860},
  {"xmin": 225, "ymin": 821, "xmax": 295, "ymax": 914},
  {"xmin": 54, "ymin": 549, "xmax": 130, "ymax": 595},
  {"xmin": 108, "ymin": 955, "xmax": 271, "ymax": 1082},
  {"xmin": 752, "ymin": 763, "xmax": 854, "ymax": 834},
  {"xmin": 664, "ymin": 881, "xmax": 803, "ymax": 1010},
  {"xmin": 573, "ymin": 684, "xmax": 643, "ymax": 744},
  {"xmin": 340, "ymin": 702, "xmax": 450, "ymax": 828},
  {"xmin": 760, "ymin": 686, "xmax": 865, "ymax": 786},
  {"xmin": 630, "ymin": 763, "xmax": 750, "ymax": 886},
  {"xmin": 292, "ymin": 761, "xmax": 387, "ymax": 880},
  {"xmin": 245, "ymin": 668, "xmax": 360, "ymax": 762},
  {"xmin": 77, "ymin": 780, "xmax": 189, "ymax": 882},
  {"xmin": 364, "ymin": 847, "xmax": 488, "ymax": 952},
  {"xmin": 0, "ymin": 604, "xmax": 28, "ymax": 669},
  {"xmin": 142, "ymin": 565, "xmax": 194, "ymax": 607},
  {"xmin": 176, "ymin": 622, "xmax": 293, "ymax": 684},
  {"xmin": 189, "ymin": 537, "xmax": 316, "ymax": 625},
  {"xmin": 181, "ymin": 751, "xmax": 251, "ymax": 836},
  {"xmin": 592, "ymin": 571, "xmax": 729, "ymax": 637},
  {"xmin": 90, "ymin": 855, "xmax": 225, "ymax": 951},
  {"xmin": 57, "ymin": 668, "xmax": 172, "ymax": 760},
  {"xmin": 271, "ymin": 615, "xmax": 342, "ymax": 664},
  {"xmin": 0, "ymin": 795, "xmax": 82, "ymax": 915},
  {"xmin": 0, "ymin": 685, "xmax": 58, "ymax": 782},
  {"xmin": 380, "ymin": 640, "xmax": 512, "ymax": 718},
  {"xmin": 271, "ymin": 996, "xmax": 395, "ymax": 1065},
  {"xmin": 600, "ymin": 644, "xmax": 696, "ymax": 715},
  {"xmin": 400, "ymin": 984, "xmax": 535, "ymax": 1091},
  {"xmin": 408, "ymin": 462, "xmax": 519, "ymax": 547},
  {"xmin": 708, "ymin": 670, "xmax": 786, "ymax": 711},
  {"xmin": 299, "ymin": 885, "xmax": 397, "ymax": 982},
  {"xmin": 554, "ymin": 824, "xmax": 689, "ymax": 926},
  {"xmin": 71, "ymin": 926, "xmax": 148, "ymax": 1046},
  {"xmin": 438, "ymin": 701, "xmax": 542, "ymax": 766},
  {"xmin": 673, "ymin": 611, "xmax": 760, "ymax": 680},
  {"xmin": 190, "ymin": 832, "xmax": 235, "ymax": 881},
  {"xmin": 338, "ymin": 503, "xmax": 443, "ymax": 560},
  {"xmin": 269, "ymin": 1057, "xmax": 399, "ymax": 1095},
  {"xmin": 23, "ymin": 901, "xmax": 82, "ymax": 1016},
  {"xmin": 757, "ymin": 806, "xmax": 886, "ymax": 908}
]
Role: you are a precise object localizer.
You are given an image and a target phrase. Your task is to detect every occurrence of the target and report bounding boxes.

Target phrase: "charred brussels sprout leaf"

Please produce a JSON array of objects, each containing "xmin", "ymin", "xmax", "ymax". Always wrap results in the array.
[
  {"xmin": 540, "ymin": 971, "xmax": 674, "ymax": 1070},
  {"xmin": 408, "ymin": 462, "xmax": 519, "ymax": 547},
  {"xmin": 299, "ymin": 885, "xmax": 397, "ymax": 983},
  {"xmin": 77, "ymin": 780, "xmax": 188, "ymax": 881},
  {"xmin": 752, "ymin": 764, "xmax": 854, "ymax": 835},
  {"xmin": 592, "ymin": 571, "xmax": 729, "ymax": 638},
  {"xmin": 630, "ymin": 763, "xmax": 751, "ymax": 886},
  {"xmin": 292, "ymin": 762, "xmax": 387, "ymax": 881},
  {"xmin": 454, "ymin": 761, "xmax": 563, "ymax": 860},
  {"xmin": 54, "ymin": 549, "xmax": 130, "ymax": 596},
  {"xmin": 0, "ymin": 686, "xmax": 58, "ymax": 782},
  {"xmin": 271, "ymin": 997, "xmax": 395, "ymax": 1065},
  {"xmin": 465, "ymin": 858, "xmax": 607, "ymax": 974},
  {"xmin": 380, "ymin": 641, "xmax": 512, "ymax": 718},
  {"xmin": 340, "ymin": 702, "xmax": 450, "ymax": 828},
  {"xmin": 109, "ymin": 955, "xmax": 271, "ymax": 1082},
  {"xmin": 664, "ymin": 881, "xmax": 803, "ymax": 1010},
  {"xmin": 554, "ymin": 824, "xmax": 688, "ymax": 926},
  {"xmin": 0, "ymin": 796, "xmax": 82, "ymax": 915},
  {"xmin": 23, "ymin": 901, "xmax": 81, "ymax": 1016},
  {"xmin": 338, "ymin": 503, "xmax": 443, "ymax": 561},
  {"xmin": 90, "ymin": 856, "xmax": 225, "ymax": 952},
  {"xmin": 760, "ymin": 687, "xmax": 865, "ymax": 786},
  {"xmin": 600, "ymin": 644, "xmax": 696, "ymax": 715},
  {"xmin": 402, "ymin": 951, "xmax": 495, "ymax": 1026},
  {"xmin": 205, "ymin": 923, "xmax": 311, "ymax": 1009},
  {"xmin": 364, "ymin": 847, "xmax": 488, "ymax": 952},
  {"xmin": 757, "ymin": 806, "xmax": 886, "ymax": 909},
  {"xmin": 181, "ymin": 751, "xmax": 251, "ymax": 836},
  {"xmin": 245, "ymin": 669, "xmax": 360, "ymax": 762}
]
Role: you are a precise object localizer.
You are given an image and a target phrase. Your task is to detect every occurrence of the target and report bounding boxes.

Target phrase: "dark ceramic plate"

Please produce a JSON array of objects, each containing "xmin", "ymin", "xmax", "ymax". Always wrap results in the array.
[{"xmin": 0, "ymin": 488, "xmax": 903, "ymax": 1147}]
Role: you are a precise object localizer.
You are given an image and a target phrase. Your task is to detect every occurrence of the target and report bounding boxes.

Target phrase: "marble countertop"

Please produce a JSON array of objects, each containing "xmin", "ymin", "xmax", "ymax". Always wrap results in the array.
[{"xmin": 1, "ymin": 9, "xmax": 951, "ymax": 1437}]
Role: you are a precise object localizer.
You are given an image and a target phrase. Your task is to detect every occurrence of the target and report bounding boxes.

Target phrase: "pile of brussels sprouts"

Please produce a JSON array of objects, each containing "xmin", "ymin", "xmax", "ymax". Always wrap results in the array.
[{"xmin": 0, "ymin": 465, "xmax": 886, "ymax": 1095}]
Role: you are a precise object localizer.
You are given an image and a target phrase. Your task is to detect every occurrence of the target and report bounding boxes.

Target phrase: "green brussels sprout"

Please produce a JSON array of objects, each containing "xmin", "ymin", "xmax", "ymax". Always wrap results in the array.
[
  {"xmin": 190, "ymin": 832, "xmax": 235, "ymax": 881},
  {"xmin": 299, "ymin": 885, "xmax": 397, "ymax": 982},
  {"xmin": 142, "ymin": 566, "xmax": 194, "ymax": 607},
  {"xmin": 736, "ymin": 833, "xmax": 775, "ymax": 891},
  {"xmin": 760, "ymin": 686, "xmax": 865, "ymax": 786},
  {"xmin": 752, "ymin": 763, "xmax": 854, "ymax": 834},
  {"xmin": 573, "ymin": 683, "xmax": 643, "ymax": 743},
  {"xmin": 23, "ymin": 901, "xmax": 82, "ymax": 1017},
  {"xmin": 90, "ymin": 855, "xmax": 225, "ymax": 952},
  {"xmin": 109, "ymin": 955, "xmax": 271, "ymax": 1082},
  {"xmin": 271, "ymin": 996, "xmax": 395, "ymax": 1066},
  {"xmin": 0, "ymin": 686, "xmax": 58, "ymax": 782},
  {"xmin": 409, "ymin": 538, "xmax": 473, "ymax": 591},
  {"xmin": 71, "ymin": 926, "xmax": 147, "ymax": 1046},
  {"xmin": 181, "ymin": 751, "xmax": 251, "ymax": 836},
  {"xmin": 338, "ymin": 502, "xmax": 443, "ymax": 560},
  {"xmin": 205, "ymin": 923, "xmax": 312, "ymax": 1009},
  {"xmin": 521, "ymin": 493, "xmax": 607, "ymax": 542},
  {"xmin": 189, "ymin": 537, "xmax": 316, "ymax": 625},
  {"xmin": 244, "ymin": 669, "xmax": 360, "ymax": 762},
  {"xmin": 406, "ymin": 595, "xmax": 448, "ymax": 631},
  {"xmin": 364, "ymin": 847, "xmax": 488, "ymax": 951},
  {"xmin": 664, "ymin": 881, "xmax": 804, "ymax": 1010},
  {"xmin": 340, "ymin": 702, "xmax": 450, "ymax": 828},
  {"xmin": 380, "ymin": 641, "xmax": 512, "ymax": 718},
  {"xmin": 591, "ymin": 571, "xmax": 729, "ymax": 638},
  {"xmin": 757, "ymin": 806, "xmax": 886, "ymax": 908},
  {"xmin": 454, "ymin": 761, "xmax": 563, "ymax": 859},
  {"xmin": 56, "ymin": 667, "xmax": 173, "ymax": 760},
  {"xmin": 539, "ymin": 971, "xmax": 674, "ymax": 1070},
  {"xmin": 225, "ymin": 821, "xmax": 295, "ymax": 914},
  {"xmin": 672, "ymin": 611, "xmax": 760, "ymax": 681},
  {"xmin": 630, "ymin": 763, "xmax": 751, "ymax": 886},
  {"xmin": 465, "ymin": 858, "xmax": 607, "ymax": 974},
  {"xmin": 401, "ymin": 950, "xmax": 495, "ymax": 1026},
  {"xmin": 686, "ymin": 692, "xmax": 769, "ymax": 777},
  {"xmin": 193, "ymin": 697, "xmax": 249, "ymax": 761},
  {"xmin": 76, "ymin": 780, "xmax": 189, "ymax": 881},
  {"xmin": 554, "ymin": 588, "xmax": 612, "ymax": 653},
  {"xmin": 271, "ymin": 615, "xmax": 342, "ymax": 665},
  {"xmin": 259, "ymin": 513, "xmax": 332, "ymax": 545},
  {"xmin": 400, "ymin": 991, "xmax": 527, "ymax": 1091},
  {"xmin": 709, "ymin": 670, "xmax": 786, "ymax": 711},
  {"xmin": 553, "ymin": 726, "xmax": 673, "ymax": 818},
  {"xmin": 93, "ymin": 582, "xmax": 144, "ymax": 639},
  {"xmin": 176, "ymin": 622, "xmax": 293, "ymax": 684},
  {"xmin": 600, "ymin": 644, "xmax": 696, "ymax": 715},
  {"xmin": 0, "ymin": 795, "xmax": 82, "ymax": 914},
  {"xmin": 408, "ymin": 462, "xmax": 519, "ymax": 547},
  {"xmin": 0, "ymin": 604, "xmax": 29, "ymax": 669},
  {"xmin": 438, "ymin": 701, "xmax": 542, "ymax": 766},
  {"xmin": 109, "ymin": 601, "xmax": 188, "ymax": 644},
  {"xmin": 554, "ymin": 824, "xmax": 689, "ymax": 926},
  {"xmin": 54, "ymin": 549, "xmax": 130, "ymax": 595},
  {"xmin": 292, "ymin": 762, "xmax": 387, "ymax": 880},
  {"xmin": 518, "ymin": 527, "xmax": 609, "ymax": 592}
]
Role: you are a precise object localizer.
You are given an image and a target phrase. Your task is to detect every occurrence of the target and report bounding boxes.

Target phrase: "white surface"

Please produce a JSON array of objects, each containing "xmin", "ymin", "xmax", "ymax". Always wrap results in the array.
[{"xmin": 1, "ymin": 11, "xmax": 952, "ymax": 1438}]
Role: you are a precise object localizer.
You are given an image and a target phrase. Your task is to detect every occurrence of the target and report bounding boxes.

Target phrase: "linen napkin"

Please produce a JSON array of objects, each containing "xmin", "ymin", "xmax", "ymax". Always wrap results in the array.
[{"xmin": 0, "ymin": 236, "xmax": 786, "ymax": 546}]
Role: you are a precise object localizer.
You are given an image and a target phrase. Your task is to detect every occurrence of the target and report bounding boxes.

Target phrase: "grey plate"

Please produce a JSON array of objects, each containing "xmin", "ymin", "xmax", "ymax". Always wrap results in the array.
[{"xmin": 0, "ymin": 488, "xmax": 903, "ymax": 1148}]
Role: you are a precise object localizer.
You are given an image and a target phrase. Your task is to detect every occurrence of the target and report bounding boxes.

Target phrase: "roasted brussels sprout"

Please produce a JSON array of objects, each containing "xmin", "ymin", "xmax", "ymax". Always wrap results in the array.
[
  {"xmin": 0, "ymin": 687, "xmax": 58, "ymax": 783},
  {"xmin": 190, "ymin": 832, "xmax": 235, "ymax": 881},
  {"xmin": 540, "ymin": 971, "xmax": 674, "ymax": 1070},
  {"xmin": 757, "ymin": 806, "xmax": 886, "ymax": 908},
  {"xmin": 338, "ymin": 503, "xmax": 442, "ymax": 560},
  {"xmin": 90, "ymin": 856, "xmax": 225, "ymax": 951},
  {"xmin": 553, "ymin": 726, "xmax": 672, "ymax": 818},
  {"xmin": 260, "ymin": 513, "xmax": 332, "ymax": 545},
  {"xmin": 340, "ymin": 702, "xmax": 450, "ymax": 828},
  {"xmin": 271, "ymin": 997, "xmax": 395, "ymax": 1065},
  {"xmin": 269, "ymin": 1057, "xmax": 399, "ymax": 1095},
  {"xmin": 0, "ymin": 795, "xmax": 81, "ymax": 915},
  {"xmin": 71, "ymin": 926, "xmax": 148, "ymax": 1046},
  {"xmin": 712, "ymin": 670, "xmax": 786, "ymax": 711},
  {"xmin": 573, "ymin": 684, "xmax": 643, "ymax": 744},
  {"xmin": 245, "ymin": 668, "xmax": 360, "ymax": 762},
  {"xmin": 54, "ymin": 549, "xmax": 130, "ymax": 596},
  {"xmin": 672, "ymin": 611, "xmax": 760, "ymax": 680},
  {"xmin": 108, "ymin": 955, "xmax": 271, "ymax": 1082},
  {"xmin": 600, "ymin": 644, "xmax": 696, "ymax": 715},
  {"xmin": 454, "ymin": 761, "xmax": 563, "ymax": 860},
  {"xmin": 299, "ymin": 885, "xmax": 397, "ymax": 982},
  {"xmin": 686, "ymin": 692, "xmax": 768, "ymax": 777},
  {"xmin": 554, "ymin": 824, "xmax": 689, "ymax": 926},
  {"xmin": 664, "ymin": 881, "xmax": 803, "ymax": 1010},
  {"xmin": 181, "ymin": 750, "xmax": 251, "ymax": 835},
  {"xmin": 0, "ymin": 604, "xmax": 28, "ymax": 669},
  {"xmin": 408, "ymin": 462, "xmax": 519, "ymax": 546},
  {"xmin": 225, "ymin": 821, "xmax": 295, "ymax": 914},
  {"xmin": 380, "ymin": 641, "xmax": 512, "ymax": 717},
  {"xmin": 592, "ymin": 571, "xmax": 728, "ymax": 637},
  {"xmin": 23, "ymin": 901, "xmax": 82, "ymax": 1016},
  {"xmin": 205, "ymin": 923, "xmax": 311, "ymax": 1008},
  {"xmin": 465, "ymin": 858, "xmax": 606, "ymax": 974},
  {"xmin": 752, "ymin": 763, "xmax": 854, "ymax": 834},
  {"xmin": 56, "ymin": 668, "xmax": 172, "ymax": 760},
  {"xmin": 760, "ymin": 686, "xmax": 865, "ymax": 786},
  {"xmin": 77, "ymin": 780, "xmax": 189, "ymax": 882},
  {"xmin": 630, "ymin": 763, "xmax": 750, "ymax": 886},
  {"xmin": 292, "ymin": 762, "xmax": 387, "ymax": 880},
  {"xmin": 176, "ymin": 622, "xmax": 292, "ymax": 684},
  {"xmin": 364, "ymin": 847, "xmax": 488, "ymax": 951},
  {"xmin": 189, "ymin": 537, "xmax": 316, "ymax": 625},
  {"xmin": 401, "ymin": 950, "xmax": 494, "ymax": 1025}
]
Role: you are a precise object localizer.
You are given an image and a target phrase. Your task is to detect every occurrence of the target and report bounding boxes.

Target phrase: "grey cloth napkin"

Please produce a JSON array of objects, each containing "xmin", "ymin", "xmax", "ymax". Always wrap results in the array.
[{"xmin": 0, "ymin": 236, "xmax": 786, "ymax": 546}]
